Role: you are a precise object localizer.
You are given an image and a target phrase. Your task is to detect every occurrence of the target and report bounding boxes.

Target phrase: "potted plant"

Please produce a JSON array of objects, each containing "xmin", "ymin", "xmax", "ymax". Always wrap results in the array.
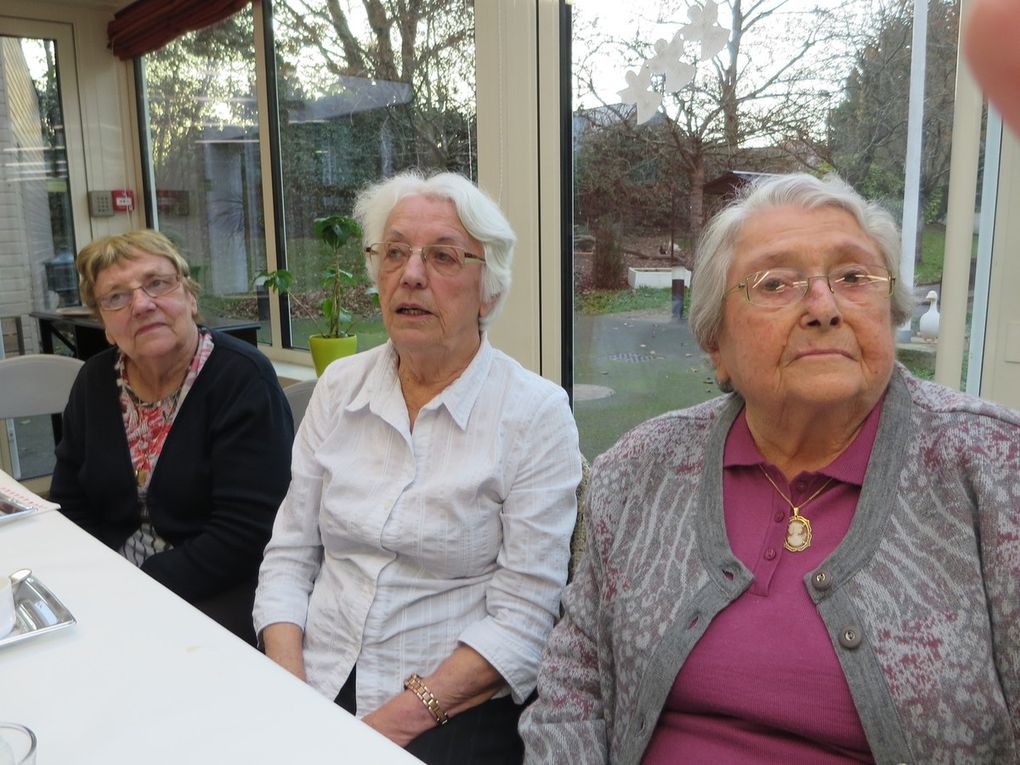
[{"xmin": 256, "ymin": 213, "xmax": 365, "ymax": 375}]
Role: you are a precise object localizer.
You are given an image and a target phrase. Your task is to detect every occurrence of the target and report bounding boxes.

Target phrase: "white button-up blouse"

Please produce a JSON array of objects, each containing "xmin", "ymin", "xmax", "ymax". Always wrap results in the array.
[{"xmin": 254, "ymin": 337, "xmax": 581, "ymax": 716}]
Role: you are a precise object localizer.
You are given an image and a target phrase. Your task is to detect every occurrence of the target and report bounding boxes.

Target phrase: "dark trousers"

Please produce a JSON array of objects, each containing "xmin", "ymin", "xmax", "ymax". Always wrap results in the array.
[
  {"xmin": 334, "ymin": 667, "xmax": 525, "ymax": 765},
  {"xmin": 191, "ymin": 576, "xmax": 257, "ymax": 647}
]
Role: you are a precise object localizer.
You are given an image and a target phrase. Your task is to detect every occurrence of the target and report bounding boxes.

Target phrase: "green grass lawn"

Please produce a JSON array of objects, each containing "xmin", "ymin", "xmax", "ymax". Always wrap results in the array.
[
  {"xmin": 916, "ymin": 224, "xmax": 978, "ymax": 285},
  {"xmin": 916, "ymin": 226, "xmax": 946, "ymax": 285},
  {"xmin": 573, "ymin": 353, "xmax": 718, "ymax": 460},
  {"xmin": 577, "ymin": 286, "xmax": 675, "ymax": 314}
]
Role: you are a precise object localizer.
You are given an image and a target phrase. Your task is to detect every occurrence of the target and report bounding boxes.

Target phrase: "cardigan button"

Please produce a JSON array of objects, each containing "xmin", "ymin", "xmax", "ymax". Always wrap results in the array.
[
  {"xmin": 838, "ymin": 625, "xmax": 863, "ymax": 649},
  {"xmin": 812, "ymin": 570, "xmax": 833, "ymax": 591}
]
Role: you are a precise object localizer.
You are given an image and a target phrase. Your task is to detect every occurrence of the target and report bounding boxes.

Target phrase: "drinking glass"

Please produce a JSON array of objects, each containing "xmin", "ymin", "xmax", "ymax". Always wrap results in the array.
[{"xmin": 0, "ymin": 723, "xmax": 36, "ymax": 765}]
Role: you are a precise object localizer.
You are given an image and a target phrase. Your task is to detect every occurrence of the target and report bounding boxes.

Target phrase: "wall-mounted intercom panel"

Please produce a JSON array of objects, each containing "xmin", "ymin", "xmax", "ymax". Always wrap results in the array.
[{"xmin": 88, "ymin": 189, "xmax": 135, "ymax": 217}]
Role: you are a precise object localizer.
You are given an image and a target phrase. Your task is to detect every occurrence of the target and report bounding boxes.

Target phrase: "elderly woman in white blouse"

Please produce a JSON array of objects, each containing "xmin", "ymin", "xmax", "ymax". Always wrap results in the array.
[{"xmin": 254, "ymin": 171, "xmax": 581, "ymax": 764}]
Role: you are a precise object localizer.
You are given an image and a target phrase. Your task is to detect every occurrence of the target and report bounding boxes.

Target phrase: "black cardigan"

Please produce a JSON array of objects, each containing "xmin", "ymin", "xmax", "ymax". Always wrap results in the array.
[{"xmin": 51, "ymin": 331, "xmax": 294, "ymax": 603}]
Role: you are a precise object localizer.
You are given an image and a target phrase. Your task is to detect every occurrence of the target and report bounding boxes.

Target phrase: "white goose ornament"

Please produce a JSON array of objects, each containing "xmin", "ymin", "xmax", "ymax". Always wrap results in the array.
[{"xmin": 919, "ymin": 289, "xmax": 940, "ymax": 342}]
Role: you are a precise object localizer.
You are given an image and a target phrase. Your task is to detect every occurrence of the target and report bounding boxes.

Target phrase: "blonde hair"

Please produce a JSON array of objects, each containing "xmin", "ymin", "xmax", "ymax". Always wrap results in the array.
[{"xmin": 76, "ymin": 229, "xmax": 199, "ymax": 312}]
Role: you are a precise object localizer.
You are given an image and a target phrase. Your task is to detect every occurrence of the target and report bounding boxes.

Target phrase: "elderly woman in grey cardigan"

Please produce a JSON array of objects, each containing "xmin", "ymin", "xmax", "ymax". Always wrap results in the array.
[{"xmin": 520, "ymin": 173, "xmax": 1020, "ymax": 764}]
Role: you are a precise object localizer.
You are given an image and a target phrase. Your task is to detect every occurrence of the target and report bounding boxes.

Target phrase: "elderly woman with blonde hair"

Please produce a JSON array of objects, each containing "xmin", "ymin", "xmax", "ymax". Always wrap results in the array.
[
  {"xmin": 255, "ymin": 171, "xmax": 581, "ymax": 764},
  {"xmin": 52, "ymin": 229, "xmax": 294, "ymax": 644},
  {"xmin": 521, "ymin": 173, "xmax": 1020, "ymax": 763}
]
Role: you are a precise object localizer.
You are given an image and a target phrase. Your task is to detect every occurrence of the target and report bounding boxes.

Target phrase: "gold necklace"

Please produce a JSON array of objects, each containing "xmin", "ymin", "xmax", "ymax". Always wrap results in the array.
[{"xmin": 759, "ymin": 467, "xmax": 834, "ymax": 553}]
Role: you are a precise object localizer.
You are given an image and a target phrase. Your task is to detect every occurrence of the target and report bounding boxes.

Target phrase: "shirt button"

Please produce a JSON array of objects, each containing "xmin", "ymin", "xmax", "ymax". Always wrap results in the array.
[
  {"xmin": 812, "ymin": 570, "xmax": 833, "ymax": 590},
  {"xmin": 838, "ymin": 625, "xmax": 863, "ymax": 649},
  {"xmin": 774, "ymin": 510, "xmax": 785, "ymax": 523},
  {"xmin": 764, "ymin": 547, "xmax": 777, "ymax": 561}
]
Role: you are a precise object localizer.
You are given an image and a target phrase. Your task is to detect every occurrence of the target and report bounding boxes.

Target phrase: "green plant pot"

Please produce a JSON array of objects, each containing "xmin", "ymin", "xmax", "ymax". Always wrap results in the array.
[{"xmin": 309, "ymin": 334, "xmax": 358, "ymax": 376}]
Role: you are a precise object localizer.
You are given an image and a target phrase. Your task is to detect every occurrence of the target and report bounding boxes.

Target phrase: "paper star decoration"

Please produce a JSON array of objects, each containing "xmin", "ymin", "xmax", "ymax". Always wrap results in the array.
[
  {"xmin": 646, "ymin": 33, "xmax": 696, "ymax": 92},
  {"xmin": 681, "ymin": 0, "xmax": 730, "ymax": 61},
  {"xmin": 618, "ymin": 67, "xmax": 663, "ymax": 124}
]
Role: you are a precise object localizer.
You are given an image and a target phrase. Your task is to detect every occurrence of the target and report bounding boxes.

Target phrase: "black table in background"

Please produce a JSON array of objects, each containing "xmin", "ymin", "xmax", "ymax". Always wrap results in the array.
[{"xmin": 30, "ymin": 311, "xmax": 260, "ymax": 360}]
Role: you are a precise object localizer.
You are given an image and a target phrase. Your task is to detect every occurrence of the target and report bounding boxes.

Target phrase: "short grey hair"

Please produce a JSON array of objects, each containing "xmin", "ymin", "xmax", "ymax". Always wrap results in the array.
[
  {"xmin": 688, "ymin": 172, "xmax": 913, "ymax": 354},
  {"xmin": 353, "ymin": 170, "xmax": 516, "ymax": 330}
]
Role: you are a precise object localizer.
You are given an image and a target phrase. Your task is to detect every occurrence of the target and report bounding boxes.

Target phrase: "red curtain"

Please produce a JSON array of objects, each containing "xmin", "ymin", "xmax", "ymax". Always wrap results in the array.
[{"xmin": 108, "ymin": 0, "xmax": 252, "ymax": 60}]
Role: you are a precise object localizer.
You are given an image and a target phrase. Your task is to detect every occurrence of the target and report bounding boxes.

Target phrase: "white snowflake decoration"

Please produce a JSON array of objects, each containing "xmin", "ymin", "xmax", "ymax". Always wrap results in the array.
[
  {"xmin": 616, "ymin": 1, "xmax": 730, "ymax": 125},
  {"xmin": 681, "ymin": 0, "xmax": 730, "ymax": 61},
  {"xmin": 617, "ymin": 66, "xmax": 663, "ymax": 124},
  {"xmin": 646, "ymin": 33, "xmax": 695, "ymax": 92}
]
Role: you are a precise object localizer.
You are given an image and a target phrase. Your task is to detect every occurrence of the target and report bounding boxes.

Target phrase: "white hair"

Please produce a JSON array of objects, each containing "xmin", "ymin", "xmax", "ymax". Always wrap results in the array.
[
  {"xmin": 689, "ymin": 172, "xmax": 912, "ymax": 354},
  {"xmin": 353, "ymin": 170, "xmax": 516, "ymax": 330}
]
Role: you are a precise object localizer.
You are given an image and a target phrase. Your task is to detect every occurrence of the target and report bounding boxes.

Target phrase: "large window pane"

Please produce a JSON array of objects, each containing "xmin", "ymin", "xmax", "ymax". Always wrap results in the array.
[
  {"xmin": 0, "ymin": 33, "xmax": 78, "ymax": 478},
  {"xmin": 271, "ymin": 0, "xmax": 477, "ymax": 349},
  {"xmin": 570, "ymin": 0, "xmax": 966, "ymax": 461},
  {"xmin": 141, "ymin": 8, "xmax": 269, "ymax": 341}
]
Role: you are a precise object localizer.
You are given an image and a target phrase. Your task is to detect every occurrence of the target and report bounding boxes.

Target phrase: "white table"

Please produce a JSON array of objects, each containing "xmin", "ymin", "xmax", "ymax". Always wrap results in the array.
[{"xmin": 0, "ymin": 509, "xmax": 421, "ymax": 764}]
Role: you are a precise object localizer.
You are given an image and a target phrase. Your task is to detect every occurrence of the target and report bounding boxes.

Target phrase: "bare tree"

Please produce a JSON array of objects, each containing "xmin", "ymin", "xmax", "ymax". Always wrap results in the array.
[
  {"xmin": 574, "ymin": 0, "xmax": 850, "ymax": 243},
  {"xmin": 826, "ymin": 0, "xmax": 960, "ymax": 262},
  {"xmin": 272, "ymin": 0, "xmax": 476, "ymax": 171}
]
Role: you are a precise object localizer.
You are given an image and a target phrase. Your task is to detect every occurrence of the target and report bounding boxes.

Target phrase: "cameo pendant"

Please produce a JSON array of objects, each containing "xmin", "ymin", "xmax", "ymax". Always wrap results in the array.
[{"xmin": 784, "ymin": 514, "xmax": 812, "ymax": 552}]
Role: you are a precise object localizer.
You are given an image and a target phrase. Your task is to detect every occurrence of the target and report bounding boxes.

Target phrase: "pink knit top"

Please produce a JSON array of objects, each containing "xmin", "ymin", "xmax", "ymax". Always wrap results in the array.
[{"xmin": 642, "ymin": 402, "xmax": 883, "ymax": 764}]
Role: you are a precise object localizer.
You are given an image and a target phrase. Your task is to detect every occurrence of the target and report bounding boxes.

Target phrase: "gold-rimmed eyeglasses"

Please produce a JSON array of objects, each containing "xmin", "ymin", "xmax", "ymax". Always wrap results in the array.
[
  {"xmin": 722, "ymin": 264, "xmax": 895, "ymax": 308},
  {"xmin": 365, "ymin": 242, "xmax": 485, "ymax": 278},
  {"xmin": 98, "ymin": 273, "xmax": 182, "ymax": 311}
]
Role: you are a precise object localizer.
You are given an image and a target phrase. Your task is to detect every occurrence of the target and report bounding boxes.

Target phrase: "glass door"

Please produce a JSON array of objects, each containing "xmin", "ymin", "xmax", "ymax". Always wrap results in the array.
[
  {"xmin": 0, "ymin": 17, "xmax": 88, "ymax": 479},
  {"xmin": 569, "ymin": 0, "xmax": 967, "ymax": 461}
]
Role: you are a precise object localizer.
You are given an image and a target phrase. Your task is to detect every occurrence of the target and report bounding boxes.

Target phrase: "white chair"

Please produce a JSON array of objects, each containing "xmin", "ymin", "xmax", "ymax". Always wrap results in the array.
[
  {"xmin": 283, "ymin": 379, "xmax": 317, "ymax": 427},
  {"xmin": 0, "ymin": 354, "xmax": 84, "ymax": 419}
]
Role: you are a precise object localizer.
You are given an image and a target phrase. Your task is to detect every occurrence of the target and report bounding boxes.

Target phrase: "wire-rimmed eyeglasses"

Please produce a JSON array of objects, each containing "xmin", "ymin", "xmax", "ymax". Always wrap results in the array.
[
  {"xmin": 97, "ymin": 273, "xmax": 182, "ymax": 311},
  {"xmin": 722, "ymin": 264, "xmax": 895, "ymax": 308},
  {"xmin": 365, "ymin": 242, "xmax": 485, "ymax": 278}
]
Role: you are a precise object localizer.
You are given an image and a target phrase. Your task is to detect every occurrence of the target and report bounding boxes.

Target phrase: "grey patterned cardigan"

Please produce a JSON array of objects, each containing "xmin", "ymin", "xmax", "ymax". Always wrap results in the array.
[{"xmin": 520, "ymin": 366, "xmax": 1020, "ymax": 764}]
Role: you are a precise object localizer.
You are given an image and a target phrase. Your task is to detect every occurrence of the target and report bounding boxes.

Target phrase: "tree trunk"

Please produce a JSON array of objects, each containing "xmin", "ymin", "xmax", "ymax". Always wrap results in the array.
[
  {"xmin": 722, "ymin": 0, "xmax": 743, "ymax": 151},
  {"xmin": 689, "ymin": 155, "xmax": 706, "ymax": 245},
  {"xmin": 592, "ymin": 220, "xmax": 625, "ymax": 289}
]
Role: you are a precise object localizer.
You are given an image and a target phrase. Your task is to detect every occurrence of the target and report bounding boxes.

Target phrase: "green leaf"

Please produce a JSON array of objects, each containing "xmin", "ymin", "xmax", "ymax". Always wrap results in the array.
[
  {"xmin": 255, "ymin": 268, "xmax": 293, "ymax": 294},
  {"xmin": 313, "ymin": 215, "xmax": 362, "ymax": 251}
]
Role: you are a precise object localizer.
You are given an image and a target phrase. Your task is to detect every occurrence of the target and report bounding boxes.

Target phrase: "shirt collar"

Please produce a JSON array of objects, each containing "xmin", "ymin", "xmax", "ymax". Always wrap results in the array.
[
  {"xmin": 345, "ymin": 335, "xmax": 494, "ymax": 432},
  {"xmin": 723, "ymin": 395, "xmax": 886, "ymax": 486},
  {"xmin": 425, "ymin": 334, "xmax": 493, "ymax": 431},
  {"xmin": 345, "ymin": 341, "xmax": 400, "ymax": 415}
]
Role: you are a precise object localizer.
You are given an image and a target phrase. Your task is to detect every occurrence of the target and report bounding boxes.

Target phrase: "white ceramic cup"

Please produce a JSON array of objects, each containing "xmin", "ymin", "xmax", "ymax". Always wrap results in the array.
[
  {"xmin": 0, "ymin": 576, "xmax": 15, "ymax": 638},
  {"xmin": 0, "ymin": 723, "xmax": 36, "ymax": 765}
]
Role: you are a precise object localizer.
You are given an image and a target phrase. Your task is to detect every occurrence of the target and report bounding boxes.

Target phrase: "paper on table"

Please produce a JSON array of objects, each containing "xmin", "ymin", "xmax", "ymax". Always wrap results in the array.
[{"xmin": 0, "ymin": 469, "xmax": 59, "ymax": 517}]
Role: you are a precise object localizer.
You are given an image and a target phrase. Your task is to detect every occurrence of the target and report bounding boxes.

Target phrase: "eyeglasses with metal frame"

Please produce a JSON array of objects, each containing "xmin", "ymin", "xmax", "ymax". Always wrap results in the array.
[
  {"xmin": 97, "ymin": 273, "xmax": 182, "ymax": 311},
  {"xmin": 365, "ymin": 242, "xmax": 485, "ymax": 277},
  {"xmin": 722, "ymin": 264, "xmax": 895, "ymax": 308}
]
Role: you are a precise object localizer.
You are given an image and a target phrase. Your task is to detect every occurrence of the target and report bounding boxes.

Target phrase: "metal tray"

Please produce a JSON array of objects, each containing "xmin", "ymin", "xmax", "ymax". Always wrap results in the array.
[
  {"xmin": 0, "ymin": 500, "xmax": 36, "ymax": 526},
  {"xmin": 0, "ymin": 574, "xmax": 76, "ymax": 649}
]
